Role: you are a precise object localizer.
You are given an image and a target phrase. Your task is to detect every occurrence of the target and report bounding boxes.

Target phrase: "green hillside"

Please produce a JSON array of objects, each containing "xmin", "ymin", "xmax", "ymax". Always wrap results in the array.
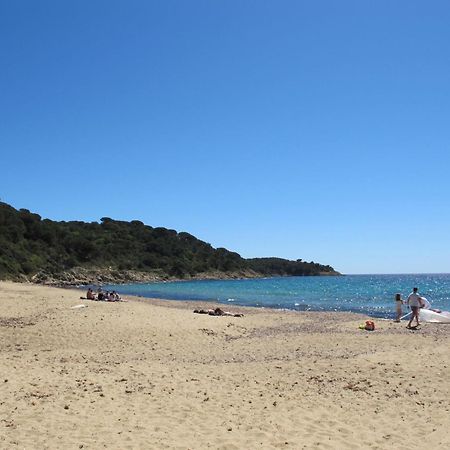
[{"xmin": 0, "ymin": 202, "xmax": 339, "ymax": 284}]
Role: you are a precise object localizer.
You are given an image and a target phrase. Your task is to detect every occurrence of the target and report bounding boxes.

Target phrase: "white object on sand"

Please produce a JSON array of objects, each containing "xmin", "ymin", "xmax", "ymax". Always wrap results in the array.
[
  {"xmin": 71, "ymin": 304, "xmax": 88, "ymax": 309},
  {"xmin": 402, "ymin": 297, "xmax": 450, "ymax": 323},
  {"xmin": 419, "ymin": 309, "xmax": 450, "ymax": 323},
  {"xmin": 418, "ymin": 297, "xmax": 450, "ymax": 323}
]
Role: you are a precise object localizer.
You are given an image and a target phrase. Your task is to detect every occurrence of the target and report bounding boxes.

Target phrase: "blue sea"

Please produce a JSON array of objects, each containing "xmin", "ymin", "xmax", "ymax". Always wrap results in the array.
[{"xmin": 105, "ymin": 274, "xmax": 450, "ymax": 319}]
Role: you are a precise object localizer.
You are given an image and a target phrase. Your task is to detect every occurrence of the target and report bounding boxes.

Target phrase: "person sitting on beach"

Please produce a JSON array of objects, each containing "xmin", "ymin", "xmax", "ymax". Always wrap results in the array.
[
  {"xmin": 97, "ymin": 290, "xmax": 105, "ymax": 301},
  {"xmin": 86, "ymin": 288, "xmax": 96, "ymax": 300},
  {"xmin": 106, "ymin": 291, "xmax": 120, "ymax": 302},
  {"xmin": 394, "ymin": 293, "xmax": 403, "ymax": 322},
  {"xmin": 406, "ymin": 287, "xmax": 424, "ymax": 328}
]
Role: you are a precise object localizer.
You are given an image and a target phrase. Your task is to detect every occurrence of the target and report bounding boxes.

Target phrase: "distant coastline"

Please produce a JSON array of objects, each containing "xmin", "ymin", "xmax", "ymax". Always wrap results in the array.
[
  {"xmin": 29, "ymin": 266, "xmax": 341, "ymax": 287},
  {"xmin": 0, "ymin": 201, "xmax": 340, "ymax": 285}
]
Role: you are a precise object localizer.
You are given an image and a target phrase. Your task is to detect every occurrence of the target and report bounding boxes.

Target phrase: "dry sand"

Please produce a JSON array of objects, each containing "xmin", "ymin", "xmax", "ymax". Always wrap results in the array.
[{"xmin": 1, "ymin": 281, "xmax": 449, "ymax": 449}]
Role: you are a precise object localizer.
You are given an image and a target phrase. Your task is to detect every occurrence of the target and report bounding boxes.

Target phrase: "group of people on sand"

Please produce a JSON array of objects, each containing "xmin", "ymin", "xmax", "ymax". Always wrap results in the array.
[
  {"xmin": 86, "ymin": 287, "xmax": 122, "ymax": 302},
  {"xmin": 394, "ymin": 287, "xmax": 425, "ymax": 328}
]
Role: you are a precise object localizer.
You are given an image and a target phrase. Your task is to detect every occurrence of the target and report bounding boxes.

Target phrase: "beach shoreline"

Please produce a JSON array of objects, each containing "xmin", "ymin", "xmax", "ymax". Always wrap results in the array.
[{"xmin": 1, "ymin": 281, "xmax": 449, "ymax": 449}]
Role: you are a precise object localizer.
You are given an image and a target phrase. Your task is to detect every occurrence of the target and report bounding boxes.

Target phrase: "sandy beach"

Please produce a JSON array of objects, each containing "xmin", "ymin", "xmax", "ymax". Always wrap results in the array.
[{"xmin": 1, "ymin": 281, "xmax": 449, "ymax": 449}]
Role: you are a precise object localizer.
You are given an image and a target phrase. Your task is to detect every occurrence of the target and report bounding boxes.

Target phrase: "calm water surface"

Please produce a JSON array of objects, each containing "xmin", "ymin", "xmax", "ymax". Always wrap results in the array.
[{"xmin": 105, "ymin": 274, "xmax": 450, "ymax": 319}]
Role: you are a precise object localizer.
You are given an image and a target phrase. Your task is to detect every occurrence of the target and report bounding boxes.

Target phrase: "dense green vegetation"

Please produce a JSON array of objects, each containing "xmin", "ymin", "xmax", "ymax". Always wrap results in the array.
[
  {"xmin": 247, "ymin": 257, "xmax": 336, "ymax": 277},
  {"xmin": 0, "ymin": 202, "xmax": 338, "ymax": 282}
]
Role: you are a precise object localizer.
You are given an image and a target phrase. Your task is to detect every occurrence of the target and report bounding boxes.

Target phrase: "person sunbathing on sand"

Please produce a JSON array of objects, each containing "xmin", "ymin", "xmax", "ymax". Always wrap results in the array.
[
  {"xmin": 86, "ymin": 288, "xmax": 96, "ymax": 300},
  {"xmin": 194, "ymin": 307, "xmax": 243, "ymax": 317}
]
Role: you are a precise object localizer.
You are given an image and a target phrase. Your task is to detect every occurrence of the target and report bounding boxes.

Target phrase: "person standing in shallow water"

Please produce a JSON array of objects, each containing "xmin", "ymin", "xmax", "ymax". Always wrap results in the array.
[
  {"xmin": 407, "ymin": 287, "xmax": 423, "ymax": 328},
  {"xmin": 394, "ymin": 293, "xmax": 403, "ymax": 322}
]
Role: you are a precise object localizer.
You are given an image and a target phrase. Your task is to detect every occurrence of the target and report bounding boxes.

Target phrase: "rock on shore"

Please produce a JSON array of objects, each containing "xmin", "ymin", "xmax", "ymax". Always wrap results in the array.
[{"xmin": 29, "ymin": 266, "xmax": 262, "ymax": 286}]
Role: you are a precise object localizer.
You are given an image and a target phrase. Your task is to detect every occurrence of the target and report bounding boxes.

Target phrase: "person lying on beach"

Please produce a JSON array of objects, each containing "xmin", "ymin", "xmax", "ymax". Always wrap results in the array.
[{"xmin": 194, "ymin": 307, "xmax": 243, "ymax": 317}]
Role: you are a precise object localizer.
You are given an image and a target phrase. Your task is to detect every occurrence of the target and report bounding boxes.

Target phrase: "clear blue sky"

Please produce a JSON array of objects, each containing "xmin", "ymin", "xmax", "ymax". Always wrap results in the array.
[{"xmin": 1, "ymin": 1, "xmax": 449, "ymax": 274}]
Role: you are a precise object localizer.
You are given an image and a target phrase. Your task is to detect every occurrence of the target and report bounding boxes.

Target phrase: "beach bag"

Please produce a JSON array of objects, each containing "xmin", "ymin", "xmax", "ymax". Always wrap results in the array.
[{"xmin": 364, "ymin": 320, "xmax": 375, "ymax": 331}]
